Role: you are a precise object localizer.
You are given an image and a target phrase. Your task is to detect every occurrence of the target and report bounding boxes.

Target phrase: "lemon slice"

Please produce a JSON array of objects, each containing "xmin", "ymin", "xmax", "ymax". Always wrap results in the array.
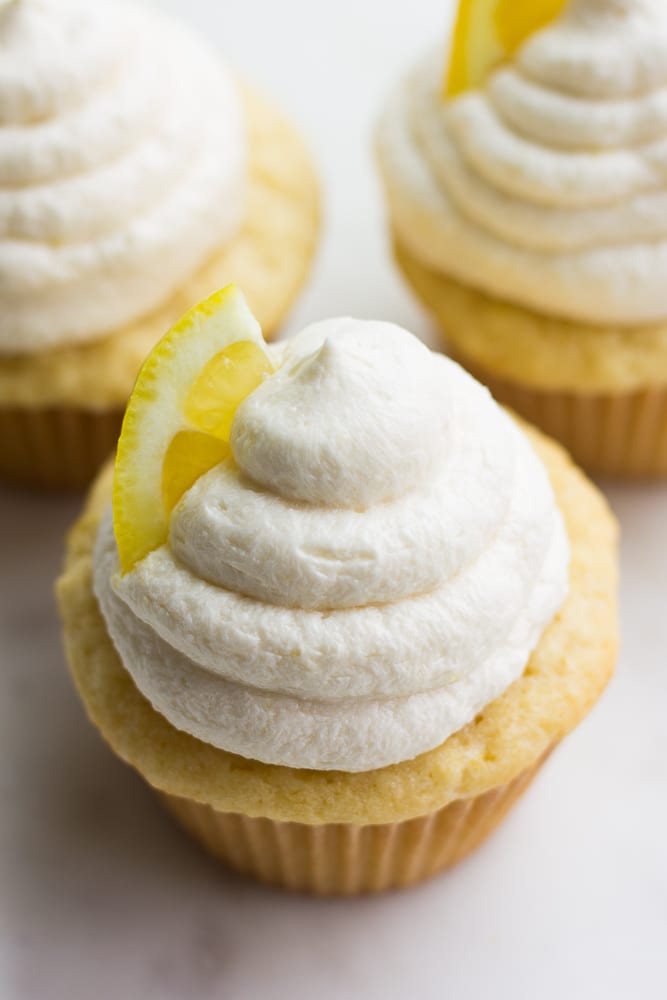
[
  {"xmin": 113, "ymin": 284, "xmax": 273, "ymax": 573},
  {"xmin": 445, "ymin": 0, "xmax": 565, "ymax": 98}
]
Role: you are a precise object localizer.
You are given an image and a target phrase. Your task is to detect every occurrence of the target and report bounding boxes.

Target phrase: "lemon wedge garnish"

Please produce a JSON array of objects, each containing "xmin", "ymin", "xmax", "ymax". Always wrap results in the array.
[
  {"xmin": 113, "ymin": 284, "xmax": 273, "ymax": 573},
  {"xmin": 445, "ymin": 0, "xmax": 565, "ymax": 98}
]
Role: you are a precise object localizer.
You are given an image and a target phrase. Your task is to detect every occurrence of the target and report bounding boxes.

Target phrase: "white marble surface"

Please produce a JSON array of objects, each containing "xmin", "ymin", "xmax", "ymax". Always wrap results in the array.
[{"xmin": 2, "ymin": 0, "xmax": 667, "ymax": 996}]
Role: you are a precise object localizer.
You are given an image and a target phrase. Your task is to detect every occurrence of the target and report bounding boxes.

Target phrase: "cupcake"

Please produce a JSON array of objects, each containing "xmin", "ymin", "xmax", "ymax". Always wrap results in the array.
[
  {"xmin": 57, "ymin": 285, "xmax": 618, "ymax": 894},
  {"xmin": 0, "ymin": 0, "xmax": 318, "ymax": 490},
  {"xmin": 377, "ymin": 0, "xmax": 667, "ymax": 477}
]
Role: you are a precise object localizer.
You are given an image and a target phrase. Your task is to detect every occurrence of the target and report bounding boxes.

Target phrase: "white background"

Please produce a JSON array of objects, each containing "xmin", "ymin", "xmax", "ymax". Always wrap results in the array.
[{"xmin": 2, "ymin": 1, "xmax": 667, "ymax": 997}]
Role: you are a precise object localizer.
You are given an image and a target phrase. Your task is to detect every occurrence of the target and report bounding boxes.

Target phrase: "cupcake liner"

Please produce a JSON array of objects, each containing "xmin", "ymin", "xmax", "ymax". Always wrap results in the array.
[
  {"xmin": 0, "ymin": 405, "xmax": 122, "ymax": 491},
  {"xmin": 157, "ymin": 748, "xmax": 552, "ymax": 895},
  {"xmin": 449, "ymin": 353, "xmax": 667, "ymax": 479}
]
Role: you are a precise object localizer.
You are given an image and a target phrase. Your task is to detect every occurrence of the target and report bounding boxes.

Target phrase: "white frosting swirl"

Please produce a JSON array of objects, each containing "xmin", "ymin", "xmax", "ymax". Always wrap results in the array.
[
  {"xmin": 93, "ymin": 321, "xmax": 569, "ymax": 772},
  {"xmin": 377, "ymin": 0, "xmax": 667, "ymax": 325},
  {"xmin": 0, "ymin": 0, "xmax": 245, "ymax": 354}
]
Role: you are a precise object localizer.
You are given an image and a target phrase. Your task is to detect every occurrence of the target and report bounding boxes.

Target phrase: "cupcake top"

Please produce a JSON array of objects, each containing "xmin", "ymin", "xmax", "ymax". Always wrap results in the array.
[
  {"xmin": 0, "ymin": 0, "xmax": 245, "ymax": 355},
  {"xmin": 93, "ymin": 316, "xmax": 569, "ymax": 772},
  {"xmin": 377, "ymin": 0, "xmax": 667, "ymax": 325}
]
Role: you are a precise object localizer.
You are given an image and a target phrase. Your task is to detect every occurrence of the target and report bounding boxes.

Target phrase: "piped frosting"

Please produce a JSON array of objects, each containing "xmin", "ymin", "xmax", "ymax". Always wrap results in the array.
[
  {"xmin": 94, "ymin": 320, "xmax": 569, "ymax": 771},
  {"xmin": 0, "ymin": 0, "xmax": 245, "ymax": 354},
  {"xmin": 377, "ymin": 0, "xmax": 667, "ymax": 325}
]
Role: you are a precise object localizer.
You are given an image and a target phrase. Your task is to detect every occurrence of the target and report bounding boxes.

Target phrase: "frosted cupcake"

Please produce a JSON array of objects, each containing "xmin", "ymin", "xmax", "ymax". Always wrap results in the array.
[
  {"xmin": 0, "ymin": 0, "xmax": 318, "ymax": 489},
  {"xmin": 377, "ymin": 0, "xmax": 667, "ymax": 477},
  {"xmin": 57, "ymin": 286, "xmax": 617, "ymax": 894}
]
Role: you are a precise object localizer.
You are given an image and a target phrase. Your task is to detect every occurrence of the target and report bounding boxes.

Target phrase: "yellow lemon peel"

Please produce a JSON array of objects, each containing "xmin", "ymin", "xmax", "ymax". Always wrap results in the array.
[
  {"xmin": 113, "ymin": 284, "xmax": 272, "ymax": 573},
  {"xmin": 445, "ymin": 0, "xmax": 565, "ymax": 98}
]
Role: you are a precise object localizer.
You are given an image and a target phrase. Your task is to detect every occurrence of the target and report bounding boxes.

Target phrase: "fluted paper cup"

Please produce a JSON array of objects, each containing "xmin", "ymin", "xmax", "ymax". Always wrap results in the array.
[
  {"xmin": 0, "ymin": 406, "xmax": 122, "ymax": 490},
  {"xmin": 157, "ymin": 748, "xmax": 553, "ymax": 895}
]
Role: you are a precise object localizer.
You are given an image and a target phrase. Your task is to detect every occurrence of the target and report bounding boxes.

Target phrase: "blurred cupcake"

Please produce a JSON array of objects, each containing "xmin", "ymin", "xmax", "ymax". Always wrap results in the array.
[
  {"xmin": 0, "ymin": 0, "xmax": 318, "ymax": 490},
  {"xmin": 57, "ymin": 286, "xmax": 617, "ymax": 894},
  {"xmin": 377, "ymin": 0, "xmax": 667, "ymax": 477}
]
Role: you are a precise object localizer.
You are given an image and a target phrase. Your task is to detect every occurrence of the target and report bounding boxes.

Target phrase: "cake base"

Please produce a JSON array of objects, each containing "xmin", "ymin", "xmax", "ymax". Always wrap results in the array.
[
  {"xmin": 159, "ymin": 748, "xmax": 552, "ymax": 894},
  {"xmin": 57, "ymin": 426, "xmax": 617, "ymax": 893}
]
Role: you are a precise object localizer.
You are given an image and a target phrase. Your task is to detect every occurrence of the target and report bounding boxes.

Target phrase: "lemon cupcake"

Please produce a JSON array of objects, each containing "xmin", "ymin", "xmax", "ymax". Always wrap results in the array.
[
  {"xmin": 377, "ymin": 0, "xmax": 667, "ymax": 477},
  {"xmin": 57, "ymin": 286, "xmax": 617, "ymax": 894},
  {"xmin": 0, "ymin": 0, "xmax": 318, "ymax": 490}
]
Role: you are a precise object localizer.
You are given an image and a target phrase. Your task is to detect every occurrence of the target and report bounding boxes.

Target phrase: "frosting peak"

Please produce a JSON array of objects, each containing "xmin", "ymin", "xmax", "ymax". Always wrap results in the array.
[
  {"xmin": 377, "ymin": 0, "xmax": 667, "ymax": 325},
  {"xmin": 232, "ymin": 320, "xmax": 450, "ymax": 507},
  {"xmin": 0, "ymin": 0, "xmax": 246, "ymax": 354},
  {"xmin": 94, "ymin": 321, "xmax": 570, "ymax": 771}
]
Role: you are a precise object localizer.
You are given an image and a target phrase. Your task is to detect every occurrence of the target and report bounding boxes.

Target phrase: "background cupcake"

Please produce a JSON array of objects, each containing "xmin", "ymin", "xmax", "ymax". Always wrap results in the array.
[
  {"xmin": 377, "ymin": 0, "xmax": 667, "ymax": 478},
  {"xmin": 57, "ymin": 289, "xmax": 617, "ymax": 894},
  {"xmin": 0, "ymin": 0, "xmax": 319, "ymax": 490}
]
